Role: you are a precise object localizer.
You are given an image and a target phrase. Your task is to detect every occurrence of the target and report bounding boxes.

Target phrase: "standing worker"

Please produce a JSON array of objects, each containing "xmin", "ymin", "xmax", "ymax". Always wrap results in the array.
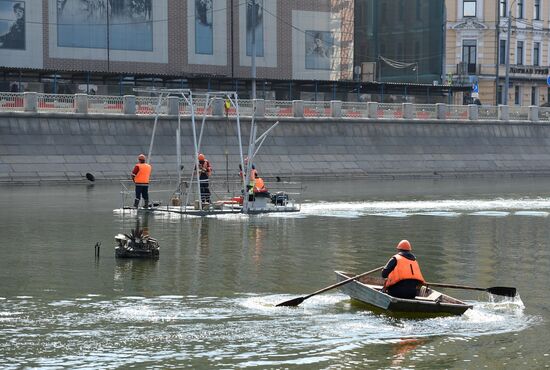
[
  {"xmin": 197, "ymin": 153, "xmax": 212, "ymax": 204},
  {"xmin": 381, "ymin": 240, "xmax": 425, "ymax": 299},
  {"xmin": 131, "ymin": 154, "xmax": 152, "ymax": 208},
  {"xmin": 239, "ymin": 157, "xmax": 258, "ymax": 196}
]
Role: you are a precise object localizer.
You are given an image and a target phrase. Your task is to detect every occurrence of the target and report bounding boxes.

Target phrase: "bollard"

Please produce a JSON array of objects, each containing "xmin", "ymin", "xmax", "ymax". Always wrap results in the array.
[
  {"xmin": 529, "ymin": 105, "xmax": 539, "ymax": 122},
  {"xmin": 75, "ymin": 93, "xmax": 88, "ymax": 114},
  {"xmin": 498, "ymin": 105, "xmax": 509, "ymax": 121},
  {"xmin": 468, "ymin": 104, "xmax": 478, "ymax": 120},
  {"xmin": 436, "ymin": 103, "xmax": 447, "ymax": 120},
  {"xmin": 168, "ymin": 96, "xmax": 179, "ymax": 116},
  {"xmin": 212, "ymin": 97, "xmax": 224, "ymax": 116},
  {"xmin": 292, "ymin": 100, "xmax": 304, "ymax": 118},
  {"xmin": 123, "ymin": 95, "xmax": 136, "ymax": 115},
  {"xmin": 403, "ymin": 103, "xmax": 413, "ymax": 119},
  {"xmin": 23, "ymin": 92, "xmax": 37, "ymax": 112},
  {"xmin": 253, "ymin": 99, "xmax": 265, "ymax": 117},
  {"xmin": 367, "ymin": 102, "xmax": 378, "ymax": 119},
  {"xmin": 330, "ymin": 100, "xmax": 342, "ymax": 118}
]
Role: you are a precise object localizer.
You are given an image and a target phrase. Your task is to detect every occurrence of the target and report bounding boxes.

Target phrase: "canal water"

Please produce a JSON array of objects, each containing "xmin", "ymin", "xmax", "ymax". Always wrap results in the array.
[{"xmin": 1, "ymin": 178, "xmax": 549, "ymax": 369}]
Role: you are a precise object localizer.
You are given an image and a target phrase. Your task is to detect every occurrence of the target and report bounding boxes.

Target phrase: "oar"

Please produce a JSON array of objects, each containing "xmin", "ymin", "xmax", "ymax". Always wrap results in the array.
[
  {"xmin": 276, "ymin": 266, "xmax": 384, "ymax": 307},
  {"xmin": 426, "ymin": 282, "xmax": 516, "ymax": 297}
]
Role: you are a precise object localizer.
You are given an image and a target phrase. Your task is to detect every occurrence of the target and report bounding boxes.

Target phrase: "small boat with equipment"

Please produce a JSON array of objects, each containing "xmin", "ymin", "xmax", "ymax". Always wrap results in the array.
[
  {"xmin": 335, "ymin": 271, "xmax": 473, "ymax": 316},
  {"xmin": 115, "ymin": 228, "xmax": 159, "ymax": 259}
]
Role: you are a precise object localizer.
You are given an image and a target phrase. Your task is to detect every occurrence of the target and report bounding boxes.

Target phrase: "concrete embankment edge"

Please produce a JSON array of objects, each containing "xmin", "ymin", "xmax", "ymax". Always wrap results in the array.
[{"xmin": 2, "ymin": 112, "xmax": 550, "ymax": 184}]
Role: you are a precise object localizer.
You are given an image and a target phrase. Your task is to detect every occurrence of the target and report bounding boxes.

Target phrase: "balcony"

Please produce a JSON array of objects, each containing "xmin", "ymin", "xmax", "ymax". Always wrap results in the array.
[{"xmin": 457, "ymin": 62, "xmax": 479, "ymax": 76}]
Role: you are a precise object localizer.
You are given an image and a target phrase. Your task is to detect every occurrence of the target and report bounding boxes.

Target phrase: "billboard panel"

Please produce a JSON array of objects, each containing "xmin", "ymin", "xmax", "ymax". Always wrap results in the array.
[
  {"xmin": 56, "ymin": 0, "xmax": 153, "ymax": 51},
  {"xmin": 0, "ymin": 0, "xmax": 25, "ymax": 50}
]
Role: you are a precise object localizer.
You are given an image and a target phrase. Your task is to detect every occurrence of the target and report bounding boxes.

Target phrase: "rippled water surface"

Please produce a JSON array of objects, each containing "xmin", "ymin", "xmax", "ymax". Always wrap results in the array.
[{"xmin": 1, "ymin": 178, "xmax": 550, "ymax": 369}]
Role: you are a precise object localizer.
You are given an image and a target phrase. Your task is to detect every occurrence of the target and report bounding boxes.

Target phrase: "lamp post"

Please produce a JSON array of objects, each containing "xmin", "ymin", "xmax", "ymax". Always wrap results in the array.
[{"xmin": 504, "ymin": 0, "xmax": 516, "ymax": 105}]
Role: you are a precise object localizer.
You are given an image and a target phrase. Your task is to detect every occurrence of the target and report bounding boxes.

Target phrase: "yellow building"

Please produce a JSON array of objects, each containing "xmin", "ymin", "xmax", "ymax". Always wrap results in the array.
[{"xmin": 446, "ymin": 0, "xmax": 550, "ymax": 106}]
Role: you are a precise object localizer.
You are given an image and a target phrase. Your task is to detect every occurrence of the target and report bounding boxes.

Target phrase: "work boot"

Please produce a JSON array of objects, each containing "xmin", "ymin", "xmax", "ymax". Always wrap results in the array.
[{"xmin": 133, "ymin": 199, "xmax": 140, "ymax": 208}]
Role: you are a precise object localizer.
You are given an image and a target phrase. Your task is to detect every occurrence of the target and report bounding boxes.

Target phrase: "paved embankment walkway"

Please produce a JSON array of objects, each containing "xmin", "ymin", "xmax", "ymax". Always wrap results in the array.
[{"xmin": 2, "ymin": 112, "xmax": 550, "ymax": 183}]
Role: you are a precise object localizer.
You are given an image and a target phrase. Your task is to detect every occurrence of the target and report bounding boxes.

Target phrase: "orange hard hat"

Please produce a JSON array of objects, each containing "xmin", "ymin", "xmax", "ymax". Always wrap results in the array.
[
  {"xmin": 396, "ymin": 240, "xmax": 412, "ymax": 251},
  {"xmin": 198, "ymin": 153, "xmax": 205, "ymax": 161},
  {"xmin": 138, "ymin": 154, "xmax": 146, "ymax": 161}
]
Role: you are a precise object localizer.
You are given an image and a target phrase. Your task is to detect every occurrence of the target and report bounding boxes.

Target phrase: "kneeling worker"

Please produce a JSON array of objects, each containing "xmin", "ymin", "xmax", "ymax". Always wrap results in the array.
[{"xmin": 382, "ymin": 240, "xmax": 425, "ymax": 299}]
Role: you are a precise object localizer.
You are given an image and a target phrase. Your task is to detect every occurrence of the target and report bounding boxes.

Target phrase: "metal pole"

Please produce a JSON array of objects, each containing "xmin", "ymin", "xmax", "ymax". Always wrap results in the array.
[
  {"xmin": 251, "ymin": 0, "xmax": 257, "ymax": 99},
  {"xmin": 504, "ymin": 6, "xmax": 512, "ymax": 105}
]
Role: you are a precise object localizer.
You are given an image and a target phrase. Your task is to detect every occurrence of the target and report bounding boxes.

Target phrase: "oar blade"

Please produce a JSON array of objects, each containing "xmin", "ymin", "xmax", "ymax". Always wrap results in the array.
[
  {"xmin": 487, "ymin": 286, "xmax": 517, "ymax": 297},
  {"xmin": 275, "ymin": 296, "xmax": 305, "ymax": 307}
]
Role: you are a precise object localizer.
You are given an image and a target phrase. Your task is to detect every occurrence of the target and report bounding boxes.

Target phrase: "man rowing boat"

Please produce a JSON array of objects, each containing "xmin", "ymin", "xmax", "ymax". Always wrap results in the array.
[{"xmin": 382, "ymin": 240, "xmax": 425, "ymax": 299}]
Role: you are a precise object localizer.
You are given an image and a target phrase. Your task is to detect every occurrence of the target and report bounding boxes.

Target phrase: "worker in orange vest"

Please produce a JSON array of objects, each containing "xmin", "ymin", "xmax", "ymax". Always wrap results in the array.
[
  {"xmin": 382, "ymin": 240, "xmax": 425, "ymax": 299},
  {"xmin": 131, "ymin": 154, "xmax": 152, "ymax": 208}
]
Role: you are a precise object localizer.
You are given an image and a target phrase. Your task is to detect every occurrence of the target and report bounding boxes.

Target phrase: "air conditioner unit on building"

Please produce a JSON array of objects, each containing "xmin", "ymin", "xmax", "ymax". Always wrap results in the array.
[{"xmin": 361, "ymin": 62, "xmax": 376, "ymax": 82}]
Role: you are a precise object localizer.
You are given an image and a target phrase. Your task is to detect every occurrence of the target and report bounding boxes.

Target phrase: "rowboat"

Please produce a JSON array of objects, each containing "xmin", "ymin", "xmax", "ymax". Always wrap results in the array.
[{"xmin": 335, "ymin": 271, "xmax": 473, "ymax": 316}]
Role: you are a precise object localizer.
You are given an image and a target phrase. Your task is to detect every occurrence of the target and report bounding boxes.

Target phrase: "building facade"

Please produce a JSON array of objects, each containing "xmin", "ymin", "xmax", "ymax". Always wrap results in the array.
[
  {"xmin": 0, "ymin": 0, "xmax": 355, "ymax": 99},
  {"xmin": 446, "ymin": 0, "xmax": 550, "ymax": 106}
]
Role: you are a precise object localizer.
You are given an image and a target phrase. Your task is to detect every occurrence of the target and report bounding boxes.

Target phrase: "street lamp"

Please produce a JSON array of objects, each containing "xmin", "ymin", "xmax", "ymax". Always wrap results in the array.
[{"xmin": 504, "ymin": 0, "xmax": 516, "ymax": 105}]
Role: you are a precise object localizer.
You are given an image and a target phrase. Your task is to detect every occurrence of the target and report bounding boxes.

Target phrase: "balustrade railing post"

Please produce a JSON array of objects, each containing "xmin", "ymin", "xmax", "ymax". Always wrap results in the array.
[
  {"xmin": 331, "ymin": 100, "xmax": 342, "ymax": 118},
  {"xmin": 293, "ymin": 100, "xmax": 304, "ymax": 118},
  {"xmin": 253, "ymin": 99, "xmax": 265, "ymax": 117},
  {"xmin": 23, "ymin": 92, "xmax": 37, "ymax": 113},
  {"xmin": 436, "ymin": 103, "xmax": 447, "ymax": 120},
  {"xmin": 403, "ymin": 103, "xmax": 413, "ymax": 119},
  {"xmin": 75, "ymin": 93, "xmax": 88, "ymax": 114},
  {"xmin": 468, "ymin": 104, "xmax": 478, "ymax": 120},
  {"xmin": 168, "ymin": 96, "xmax": 180, "ymax": 116},
  {"xmin": 498, "ymin": 105, "xmax": 509, "ymax": 121},
  {"xmin": 367, "ymin": 102, "xmax": 378, "ymax": 119},
  {"xmin": 123, "ymin": 95, "xmax": 136, "ymax": 115},
  {"xmin": 210, "ymin": 97, "xmax": 223, "ymax": 116},
  {"xmin": 529, "ymin": 105, "xmax": 539, "ymax": 122}
]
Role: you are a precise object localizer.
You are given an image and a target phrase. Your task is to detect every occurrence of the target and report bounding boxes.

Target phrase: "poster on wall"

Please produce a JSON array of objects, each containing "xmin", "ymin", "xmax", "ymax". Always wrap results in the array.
[
  {"xmin": 0, "ymin": 0, "xmax": 25, "ymax": 50},
  {"xmin": 56, "ymin": 0, "xmax": 153, "ymax": 51},
  {"xmin": 246, "ymin": 0, "xmax": 263, "ymax": 57},
  {"xmin": 305, "ymin": 30, "xmax": 333, "ymax": 70},
  {"xmin": 195, "ymin": 0, "xmax": 212, "ymax": 55}
]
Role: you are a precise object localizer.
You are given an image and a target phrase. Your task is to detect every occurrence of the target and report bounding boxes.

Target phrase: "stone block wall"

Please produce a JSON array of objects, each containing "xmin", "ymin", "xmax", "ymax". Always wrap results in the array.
[{"xmin": 2, "ymin": 112, "xmax": 550, "ymax": 183}]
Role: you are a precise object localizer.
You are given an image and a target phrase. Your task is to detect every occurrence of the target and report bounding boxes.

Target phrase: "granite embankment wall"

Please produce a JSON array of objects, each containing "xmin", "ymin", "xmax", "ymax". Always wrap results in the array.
[{"xmin": 2, "ymin": 112, "xmax": 550, "ymax": 183}]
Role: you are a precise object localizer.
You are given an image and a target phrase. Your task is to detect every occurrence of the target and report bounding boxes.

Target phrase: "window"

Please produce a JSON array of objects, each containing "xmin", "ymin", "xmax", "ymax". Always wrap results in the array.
[
  {"xmin": 500, "ymin": 0, "xmax": 507, "ymax": 17},
  {"xmin": 517, "ymin": 41, "xmax": 524, "ymax": 65},
  {"xmin": 462, "ymin": 40, "xmax": 477, "ymax": 74},
  {"xmin": 498, "ymin": 85, "xmax": 504, "ymax": 105},
  {"xmin": 463, "ymin": 0, "xmax": 476, "ymax": 17},
  {"xmin": 534, "ymin": 0, "xmax": 541, "ymax": 20},
  {"xmin": 532, "ymin": 87, "xmax": 539, "ymax": 105},
  {"xmin": 534, "ymin": 42, "xmax": 540, "ymax": 66},
  {"xmin": 515, "ymin": 86, "xmax": 521, "ymax": 105},
  {"xmin": 500, "ymin": 40, "xmax": 507, "ymax": 65},
  {"xmin": 517, "ymin": 0, "xmax": 524, "ymax": 18},
  {"xmin": 416, "ymin": 0, "xmax": 421, "ymax": 20}
]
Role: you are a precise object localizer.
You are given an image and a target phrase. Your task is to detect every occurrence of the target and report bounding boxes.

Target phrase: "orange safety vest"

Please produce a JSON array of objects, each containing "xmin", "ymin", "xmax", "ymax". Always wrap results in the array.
[
  {"xmin": 384, "ymin": 254, "xmax": 425, "ymax": 289},
  {"xmin": 134, "ymin": 163, "xmax": 151, "ymax": 185},
  {"xmin": 254, "ymin": 177, "xmax": 267, "ymax": 193}
]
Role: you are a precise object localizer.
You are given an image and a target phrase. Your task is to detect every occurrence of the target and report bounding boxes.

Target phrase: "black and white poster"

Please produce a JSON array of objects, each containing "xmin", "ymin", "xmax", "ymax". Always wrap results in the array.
[
  {"xmin": 305, "ymin": 30, "xmax": 333, "ymax": 70},
  {"xmin": 0, "ymin": 0, "xmax": 25, "ymax": 50},
  {"xmin": 246, "ymin": 0, "xmax": 263, "ymax": 57}
]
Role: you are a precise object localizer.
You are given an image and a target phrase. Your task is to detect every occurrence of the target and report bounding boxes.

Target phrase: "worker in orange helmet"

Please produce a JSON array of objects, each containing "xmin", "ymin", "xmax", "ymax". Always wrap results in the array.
[
  {"xmin": 131, "ymin": 153, "xmax": 152, "ymax": 208},
  {"xmin": 239, "ymin": 156, "xmax": 258, "ymax": 196},
  {"xmin": 196, "ymin": 153, "xmax": 212, "ymax": 204},
  {"xmin": 381, "ymin": 240, "xmax": 425, "ymax": 299}
]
